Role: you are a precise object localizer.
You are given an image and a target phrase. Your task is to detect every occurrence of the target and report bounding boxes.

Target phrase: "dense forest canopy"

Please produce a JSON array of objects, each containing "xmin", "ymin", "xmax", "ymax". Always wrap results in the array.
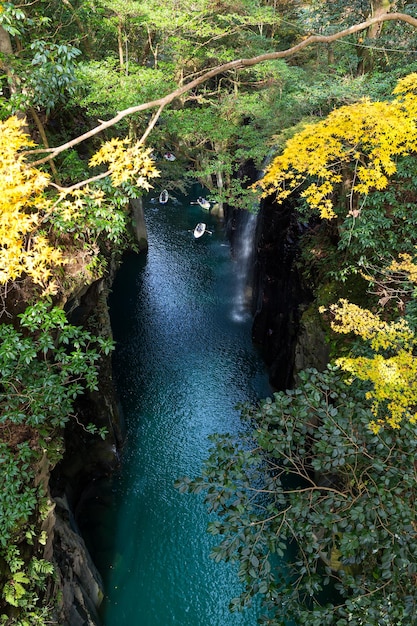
[{"xmin": 2, "ymin": 1, "xmax": 417, "ymax": 624}]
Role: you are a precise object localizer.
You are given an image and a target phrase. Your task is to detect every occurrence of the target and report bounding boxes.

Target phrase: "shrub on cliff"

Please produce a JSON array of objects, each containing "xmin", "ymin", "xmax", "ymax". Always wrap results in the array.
[
  {"xmin": 177, "ymin": 366, "xmax": 417, "ymax": 625},
  {"xmin": 0, "ymin": 301, "xmax": 113, "ymax": 622}
]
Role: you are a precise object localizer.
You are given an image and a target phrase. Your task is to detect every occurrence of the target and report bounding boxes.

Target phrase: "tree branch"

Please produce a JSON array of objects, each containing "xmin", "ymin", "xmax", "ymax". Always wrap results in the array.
[
  {"xmin": 49, "ymin": 170, "xmax": 110, "ymax": 193},
  {"xmin": 138, "ymin": 103, "xmax": 164, "ymax": 145},
  {"xmin": 28, "ymin": 12, "xmax": 417, "ymax": 166}
]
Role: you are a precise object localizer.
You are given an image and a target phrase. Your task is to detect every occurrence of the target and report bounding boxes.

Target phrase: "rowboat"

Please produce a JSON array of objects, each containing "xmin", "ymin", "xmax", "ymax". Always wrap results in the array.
[
  {"xmin": 193, "ymin": 222, "xmax": 206, "ymax": 238},
  {"xmin": 159, "ymin": 189, "xmax": 169, "ymax": 204},
  {"xmin": 197, "ymin": 197, "xmax": 210, "ymax": 210}
]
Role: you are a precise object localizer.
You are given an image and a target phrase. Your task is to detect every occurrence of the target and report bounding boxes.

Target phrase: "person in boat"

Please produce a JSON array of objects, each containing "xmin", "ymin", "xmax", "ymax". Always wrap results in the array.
[
  {"xmin": 194, "ymin": 222, "xmax": 206, "ymax": 237},
  {"xmin": 159, "ymin": 189, "xmax": 169, "ymax": 203}
]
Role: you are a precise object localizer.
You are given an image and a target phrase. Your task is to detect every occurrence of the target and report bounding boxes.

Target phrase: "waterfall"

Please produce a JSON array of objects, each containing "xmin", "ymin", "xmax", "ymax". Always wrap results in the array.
[
  {"xmin": 230, "ymin": 209, "xmax": 257, "ymax": 322},
  {"xmin": 229, "ymin": 155, "xmax": 274, "ymax": 324}
]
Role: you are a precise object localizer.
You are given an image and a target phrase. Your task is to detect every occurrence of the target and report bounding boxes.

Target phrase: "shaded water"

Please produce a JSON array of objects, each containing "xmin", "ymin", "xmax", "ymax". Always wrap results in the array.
[{"xmin": 96, "ymin": 194, "xmax": 273, "ymax": 625}]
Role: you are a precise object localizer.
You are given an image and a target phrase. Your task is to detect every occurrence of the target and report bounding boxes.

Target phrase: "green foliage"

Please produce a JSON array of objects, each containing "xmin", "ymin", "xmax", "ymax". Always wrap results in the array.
[
  {"xmin": 0, "ymin": 2, "xmax": 27, "ymax": 37},
  {"xmin": 56, "ymin": 149, "xmax": 90, "ymax": 186},
  {"xmin": 27, "ymin": 41, "xmax": 81, "ymax": 113},
  {"xmin": 0, "ymin": 300, "xmax": 114, "ymax": 622},
  {"xmin": 0, "ymin": 443, "xmax": 37, "ymax": 547},
  {"xmin": 337, "ymin": 154, "xmax": 417, "ymax": 262},
  {"xmin": 0, "ymin": 301, "xmax": 113, "ymax": 429},
  {"xmin": 75, "ymin": 58, "xmax": 176, "ymax": 121},
  {"xmin": 177, "ymin": 366, "xmax": 417, "ymax": 624},
  {"xmin": 0, "ymin": 300, "xmax": 113, "ymax": 543},
  {"xmin": 72, "ymin": 1, "xmax": 308, "ymax": 199},
  {"xmin": 1, "ymin": 547, "xmax": 54, "ymax": 624},
  {"xmin": 51, "ymin": 181, "xmax": 131, "ymax": 248},
  {"xmin": 301, "ymin": 0, "xmax": 417, "ymax": 74},
  {"xmin": 1, "ymin": 39, "xmax": 81, "ymax": 117}
]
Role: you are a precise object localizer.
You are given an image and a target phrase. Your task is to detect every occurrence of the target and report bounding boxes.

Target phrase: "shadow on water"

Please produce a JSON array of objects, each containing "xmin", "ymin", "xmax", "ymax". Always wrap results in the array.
[{"xmin": 82, "ymin": 192, "xmax": 283, "ymax": 625}]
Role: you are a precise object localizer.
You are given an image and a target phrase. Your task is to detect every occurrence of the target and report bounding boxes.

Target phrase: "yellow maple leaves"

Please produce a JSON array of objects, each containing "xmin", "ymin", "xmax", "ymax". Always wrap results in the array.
[
  {"xmin": 388, "ymin": 252, "xmax": 417, "ymax": 284},
  {"xmin": 89, "ymin": 138, "xmax": 160, "ymax": 188},
  {"xmin": 0, "ymin": 117, "xmax": 159, "ymax": 291},
  {"xmin": 339, "ymin": 351, "xmax": 417, "ymax": 433},
  {"xmin": 325, "ymin": 299, "xmax": 415, "ymax": 350},
  {"xmin": 324, "ymin": 299, "xmax": 417, "ymax": 432},
  {"xmin": 258, "ymin": 74, "xmax": 417, "ymax": 219},
  {"xmin": 0, "ymin": 117, "xmax": 62, "ymax": 285}
]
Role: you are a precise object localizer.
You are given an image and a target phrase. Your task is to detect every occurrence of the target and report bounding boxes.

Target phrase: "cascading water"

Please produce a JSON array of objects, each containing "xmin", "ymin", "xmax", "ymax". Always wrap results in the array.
[
  {"xmin": 229, "ymin": 157, "xmax": 274, "ymax": 325},
  {"xmin": 230, "ymin": 210, "xmax": 257, "ymax": 323}
]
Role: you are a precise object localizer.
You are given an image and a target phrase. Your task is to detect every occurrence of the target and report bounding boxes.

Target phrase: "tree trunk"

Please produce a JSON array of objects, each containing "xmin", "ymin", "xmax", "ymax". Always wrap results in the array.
[
  {"xmin": 357, "ymin": 0, "xmax": 391, "ymax": 74},
  {"xmin": 117, "ymin": 18, "xmax": 124, "ymax": 72},
  {"xmin": 328, "ymin": 44, "xmax": 335, "ymax": 66},
  {"xmin": 0, "ymin": 25, "xmax": 12, "ymax": 55},
  {"xmin": 0, "ymin": 26, "xmax": 29, "ymax": 131},
  {"xmin": 29, "ymin": 107, "xmax": 61, "ymax": 184},
  {"xmin": 61, "ymin": 0, "xmax": 93, "ymax": 57}
]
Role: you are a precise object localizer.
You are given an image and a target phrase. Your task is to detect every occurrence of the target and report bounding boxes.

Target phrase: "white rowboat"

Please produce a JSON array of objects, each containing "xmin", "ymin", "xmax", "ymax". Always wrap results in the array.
[
  {"xmin": 159, "ymin": 189, "xmax": 169, "ymax": 204},
  {"xmin": 196, "ymin": 197, "xmax": 210, "ymax": 210},
  {"xmin": 193, "ymin": 222, "xmax": 207, "ymax": 238}
]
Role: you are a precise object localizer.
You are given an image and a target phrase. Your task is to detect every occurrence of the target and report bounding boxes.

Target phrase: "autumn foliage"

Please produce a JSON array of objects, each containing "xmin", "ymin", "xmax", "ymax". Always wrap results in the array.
[
  {"xmin": 324, "ymin": 299, "xmax": 417, "ymax": 432},
  {"xmin": 0, "ymin": 117, "xmax": 159, "ymax": 292},
  {"xmin": 256, "ymin": 73, "xmax": 417, "ymax": 434},
  {"xmin": 259, "ymin": 73, "xmax": 417, "ymax": 220},
  {"xmin": 0, "ymin": 117, "xmax": 62, "ymax": 285}
]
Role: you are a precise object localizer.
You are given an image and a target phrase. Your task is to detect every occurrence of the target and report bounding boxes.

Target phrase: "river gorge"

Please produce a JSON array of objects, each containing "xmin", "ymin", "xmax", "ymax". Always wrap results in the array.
[{"xmin": 80, "ymin": 192, "xmax": 279, "ymax": 625}]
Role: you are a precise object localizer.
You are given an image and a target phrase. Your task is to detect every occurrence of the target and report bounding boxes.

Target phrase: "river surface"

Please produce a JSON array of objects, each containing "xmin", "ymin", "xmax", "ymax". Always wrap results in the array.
[{"xmin": 93, "ymin": 193, "xmax": 273, "ymax": 625}]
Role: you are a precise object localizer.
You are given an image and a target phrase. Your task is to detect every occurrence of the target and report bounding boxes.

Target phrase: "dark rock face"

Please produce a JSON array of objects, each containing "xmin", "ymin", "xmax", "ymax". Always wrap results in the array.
[
  {"xmin": 223, "ymin": 156, "xmax": 314, "ymax": 391},
  {"xmin": 52, "ymin": 496, "xmax": 104, "ymax": 626},
  {"xmin": 294, "ymin": 303, "xmax": 330, "ymax": 380},
  {"xmin": 50, "ymin": 278, "xmax": 123, "ymax": 626},
  {"xmin": 251, "ymin": 196, "xmax": 312, "ymax": 390},
  {"xmin": 129, "ymin": 197, "xmax": 149, "ymax": 252}
]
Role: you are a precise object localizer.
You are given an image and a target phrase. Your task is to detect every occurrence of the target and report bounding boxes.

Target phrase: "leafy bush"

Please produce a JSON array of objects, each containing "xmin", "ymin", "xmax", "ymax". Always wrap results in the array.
[
  {"xmin": 177, "ymin": 366, "xmax": 417, "ymax": 625},
  {"xmin": 0, "ymin": 301, "xmax": 113, "ymax": 430},
  {"xmin": 0, "ymin": 301, "xmax": 113, "ymax": 623}
]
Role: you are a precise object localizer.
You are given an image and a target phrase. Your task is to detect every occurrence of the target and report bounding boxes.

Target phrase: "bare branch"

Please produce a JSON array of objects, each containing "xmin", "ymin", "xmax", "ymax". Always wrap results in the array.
[
  {"xmin": 28, "ymin": 13, "xmax": 417, "ymax": 167},
  {"xmin": 138, "ymin": 104, "xmax": 164, "ymax": 145},
  {"xmin": 50, "ymin": 170, "xmax": 110, "ymax": 193}
]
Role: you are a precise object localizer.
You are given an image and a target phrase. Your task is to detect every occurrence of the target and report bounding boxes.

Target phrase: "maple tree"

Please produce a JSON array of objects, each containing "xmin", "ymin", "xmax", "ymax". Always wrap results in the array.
[
  {"xmin": 258, "ymin": 73, "xmax": 417, "ymax": 220},
  {"xmin": 0, "ymin": 116, "xmax": 159, "ymax": 296},
  {"xmin": 324, "ymin": 298, "xmax": 417, "ymax": 432},
  {"xmin": 254, "ymin": 66, "xmax": 417, "ymax": 433},
  {"xmin": 0, "ymin": 116, "xmax": 61, "ymax": 287}
]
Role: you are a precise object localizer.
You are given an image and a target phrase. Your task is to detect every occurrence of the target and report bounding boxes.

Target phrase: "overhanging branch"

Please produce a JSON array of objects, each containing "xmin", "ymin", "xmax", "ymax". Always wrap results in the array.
[{"xmin": 29, "ymin": 12, "xmax": 417, "ymax": 166}]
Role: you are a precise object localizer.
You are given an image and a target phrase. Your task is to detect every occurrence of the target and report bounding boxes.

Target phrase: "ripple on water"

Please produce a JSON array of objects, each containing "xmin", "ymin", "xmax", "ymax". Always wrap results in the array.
[{"xmin": 90, "ymin": 197, "xmax": 272, "ymax": 625}]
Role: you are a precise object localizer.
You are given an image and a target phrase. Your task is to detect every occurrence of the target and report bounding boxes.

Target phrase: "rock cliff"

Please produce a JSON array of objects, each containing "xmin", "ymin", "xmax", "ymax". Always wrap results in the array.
[{"xmin": 50, "ymin": 192, "xmax": 327, "ymax": 625}]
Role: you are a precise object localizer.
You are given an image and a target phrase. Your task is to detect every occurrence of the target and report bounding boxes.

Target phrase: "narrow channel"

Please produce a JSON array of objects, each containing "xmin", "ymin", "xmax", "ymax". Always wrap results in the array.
[{"xmin": 98, "ymin": 193, "xmax": 272, "ymax": 625}]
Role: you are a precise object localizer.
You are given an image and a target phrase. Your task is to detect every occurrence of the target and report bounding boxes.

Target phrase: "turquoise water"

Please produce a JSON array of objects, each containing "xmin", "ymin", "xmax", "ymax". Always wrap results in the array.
[{"xmin": 99, "ymin": 194, "xmax": 273, "ymax": 625}]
